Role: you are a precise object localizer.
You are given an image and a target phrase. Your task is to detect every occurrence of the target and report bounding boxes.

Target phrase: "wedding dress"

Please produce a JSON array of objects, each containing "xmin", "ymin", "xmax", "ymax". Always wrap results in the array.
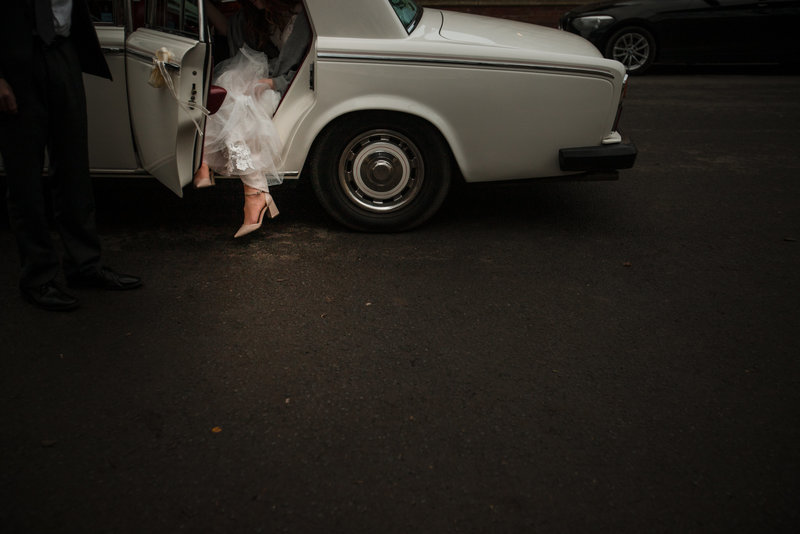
[{"xmin": 202, "ymin": 44, "xmax": 283, "ymax": 191}]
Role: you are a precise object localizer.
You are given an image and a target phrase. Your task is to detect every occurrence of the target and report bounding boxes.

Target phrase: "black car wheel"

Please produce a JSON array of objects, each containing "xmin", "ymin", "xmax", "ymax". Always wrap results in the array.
[
  {"xmin": 309, "ymin": 112, "xmax": 452, "ymax": 232},
  {"xmin": 605, "ymin": 26, "xmax": 656, "ymax": 74}
]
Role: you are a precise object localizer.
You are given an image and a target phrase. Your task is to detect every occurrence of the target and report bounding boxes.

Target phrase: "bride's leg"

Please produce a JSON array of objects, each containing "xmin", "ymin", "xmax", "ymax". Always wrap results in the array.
[
  {"xmin": 242, "ymin": 182, "xmax": 268, "ymax": 225},
  {"xmin": 241, "ymin": 173, "xmax": 279, "ymax": 224}
]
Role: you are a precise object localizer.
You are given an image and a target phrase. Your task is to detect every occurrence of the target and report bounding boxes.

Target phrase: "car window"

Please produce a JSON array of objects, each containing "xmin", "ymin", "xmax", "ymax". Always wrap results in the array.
[
  {"xmin": 131, "ymin": 0, "xmax": 146, "ymax": 30},
  {"xmin": 147, "ymin": 0, "xmax": 201, "ymax": 38},
  {"xmin": 389, "ymin": 0, "xmax": 422, "ymax": 33},
  {"xmin": 88, "ymin": 0, "xmax": 121, "ymax": 24}
]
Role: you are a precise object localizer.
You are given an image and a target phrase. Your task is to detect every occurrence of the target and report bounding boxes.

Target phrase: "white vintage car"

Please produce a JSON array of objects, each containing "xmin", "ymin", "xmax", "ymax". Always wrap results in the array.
[{"xmin": 7, "ymin": 0, "xmax": 637, "ymax": 231}]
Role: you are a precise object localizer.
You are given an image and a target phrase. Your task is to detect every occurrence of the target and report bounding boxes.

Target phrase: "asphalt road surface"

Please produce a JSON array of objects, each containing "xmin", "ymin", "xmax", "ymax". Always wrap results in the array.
[{"xmin": 2, "ymin": 67, "xmax": 799, "ymax": 532}]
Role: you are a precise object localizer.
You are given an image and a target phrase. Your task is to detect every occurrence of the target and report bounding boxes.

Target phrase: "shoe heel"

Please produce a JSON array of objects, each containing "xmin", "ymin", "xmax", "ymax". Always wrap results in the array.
[
  {"xmin": 266, "ymin": 197, "xmax": 279, "ymax": 218},
  {"xmin": 193, "ymin": 163, "xmax": 215, "ymax": 188}
]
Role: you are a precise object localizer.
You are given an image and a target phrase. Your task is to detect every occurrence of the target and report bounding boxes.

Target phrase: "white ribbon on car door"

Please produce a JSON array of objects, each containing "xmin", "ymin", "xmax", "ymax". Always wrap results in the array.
[{"xmin": 149, "ymin": 47, "xmax": 209, "ymax": 136}]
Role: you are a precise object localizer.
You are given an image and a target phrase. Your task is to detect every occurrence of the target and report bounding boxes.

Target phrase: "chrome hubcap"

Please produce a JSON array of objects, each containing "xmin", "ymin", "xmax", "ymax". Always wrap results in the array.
[
  {"xmin": 612, "ymin": 33, "xmax": 650, "ymax": 71},
  {"xmin": 339, "ymin": 130, "xmax": 424, "ymax": 213}
]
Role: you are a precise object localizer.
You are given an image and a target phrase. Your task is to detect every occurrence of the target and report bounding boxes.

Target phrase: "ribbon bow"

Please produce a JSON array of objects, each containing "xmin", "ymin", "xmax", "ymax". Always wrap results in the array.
[{"xmin": 150, "ymin": 48, "xmax": 209, "ymax": 136}]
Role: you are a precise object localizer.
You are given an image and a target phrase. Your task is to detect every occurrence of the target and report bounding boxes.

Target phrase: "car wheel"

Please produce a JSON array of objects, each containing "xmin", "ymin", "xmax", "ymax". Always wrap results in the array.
[
  {"xmin": 309, "ymin": 113, "xmax": 452, "ymax": 232},
  {"xmin": 605, "ymin": 26, "xmax": 656, "ymax": 74}
]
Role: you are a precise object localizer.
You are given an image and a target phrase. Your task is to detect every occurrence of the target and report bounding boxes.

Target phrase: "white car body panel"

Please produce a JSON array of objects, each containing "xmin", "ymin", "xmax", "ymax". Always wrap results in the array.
[
  {"xmin": 125, "ymin": 29, "xmax": 209, "ymax": 196},
  {"xmin": 439, "ymin": 10, "xmax": 602, "ymax": 56},
  {"xmin": 86, "ymin": 25, "xmax": 138, "ymax": 170},
  {"xmin": 303, "ymin": 0, "xmax": 410, "ymax": 39},
  {"xmin": 279, "ymin": 5, "xmax": 626, "ymax": 182}
]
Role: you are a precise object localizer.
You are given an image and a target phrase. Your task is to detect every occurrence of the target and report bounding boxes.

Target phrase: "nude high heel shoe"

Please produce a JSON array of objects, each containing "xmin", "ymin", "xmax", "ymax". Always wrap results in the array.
[
  {"xmin": 233, "ymin": 191, "xmax": 279, "ymax": 238},
  {"xmin": 193, "ymin": 162, "xmax": 215, "ymax": 188}
]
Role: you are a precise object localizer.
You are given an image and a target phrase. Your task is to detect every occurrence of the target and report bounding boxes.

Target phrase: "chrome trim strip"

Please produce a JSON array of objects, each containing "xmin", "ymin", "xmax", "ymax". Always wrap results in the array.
[
  {"xmin": 213, "ymin": 171, "xmax": 301, "ymax": 179},
  {"xmin": 317, "ymin": 52, "xmax": 615, "ymax": 79},
  {"xmin": 89, "ymin": 169, "xmax": 149, "ymax": 175},
  {"xmin": 199, "ymin": 0, "xmax": 207, "ymax": 43},
  {"xmin": 87, "ymin": 170, "xmax": 301, "ymax": 178},
  {"xmin": 127, "ymin": 48, "xmax": 181, "ymax": 71}
]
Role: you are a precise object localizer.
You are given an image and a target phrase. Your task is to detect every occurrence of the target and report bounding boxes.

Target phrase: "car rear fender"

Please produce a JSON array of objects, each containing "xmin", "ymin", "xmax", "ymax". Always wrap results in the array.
[{"xmin": 289, "ymin": 95, "xmax": 465, "ymax": 179}]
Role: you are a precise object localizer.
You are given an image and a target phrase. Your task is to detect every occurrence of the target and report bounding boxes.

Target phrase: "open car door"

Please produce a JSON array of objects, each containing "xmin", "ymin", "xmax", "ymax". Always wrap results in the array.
[{"xmin": 126, "ymin": 0, "xmax": 210, "ymax": 196}]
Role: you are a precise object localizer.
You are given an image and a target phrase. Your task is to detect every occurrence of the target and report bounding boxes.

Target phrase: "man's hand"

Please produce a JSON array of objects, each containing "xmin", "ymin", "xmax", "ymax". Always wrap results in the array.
[{"xmin": 0, "ymin": 78, "xmax": 18, "ymax": 114}]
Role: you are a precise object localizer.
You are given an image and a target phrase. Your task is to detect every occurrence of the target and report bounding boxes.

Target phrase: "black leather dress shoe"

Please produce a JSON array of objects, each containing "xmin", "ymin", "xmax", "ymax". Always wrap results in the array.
[
  {"xmin": 20, "ymin": 282, "xmax": 80, "ymax": 311},
  {"xmin": 66, "ymin": 266, "xmax": 142, "ymax": 290}
]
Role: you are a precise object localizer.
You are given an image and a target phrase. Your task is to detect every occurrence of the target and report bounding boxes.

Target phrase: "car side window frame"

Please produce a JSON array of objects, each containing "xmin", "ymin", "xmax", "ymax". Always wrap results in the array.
[
  {"xmin": 142, "ymin": 0, "xmax": 203, "ymax": 39},
  {"xmin": 87, "ymin": 0, "xmax": 125, "ymax": 26}
]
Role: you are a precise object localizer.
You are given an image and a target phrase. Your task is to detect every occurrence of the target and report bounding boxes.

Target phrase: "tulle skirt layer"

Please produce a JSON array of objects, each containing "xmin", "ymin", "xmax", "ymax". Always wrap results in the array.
[{"xmin": 203, "ymin": 46, "xmax": 283, "ymax": 190}]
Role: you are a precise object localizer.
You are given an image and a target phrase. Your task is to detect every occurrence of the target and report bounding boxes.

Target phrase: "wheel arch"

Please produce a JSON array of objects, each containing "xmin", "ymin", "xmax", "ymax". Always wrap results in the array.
[{"xmin": 297, "ymin": 98, "xmax": 463, "ymax": 181}]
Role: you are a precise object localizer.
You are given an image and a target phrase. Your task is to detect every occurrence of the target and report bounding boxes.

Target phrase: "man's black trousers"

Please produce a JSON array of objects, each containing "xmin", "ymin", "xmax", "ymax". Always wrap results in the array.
[{"xmin": 0, "ymin": 35, "xmax": 102, "ymax": 288}]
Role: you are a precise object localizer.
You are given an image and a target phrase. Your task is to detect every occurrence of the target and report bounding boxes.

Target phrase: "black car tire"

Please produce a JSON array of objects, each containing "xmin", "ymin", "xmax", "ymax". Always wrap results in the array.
[
  {"xmin": 605, "ymin": 26, "xmax": 656, "ymax": 74},
  {"xmin": 309, "ymin": 112, "xmax": 452, "ymax": 232}
]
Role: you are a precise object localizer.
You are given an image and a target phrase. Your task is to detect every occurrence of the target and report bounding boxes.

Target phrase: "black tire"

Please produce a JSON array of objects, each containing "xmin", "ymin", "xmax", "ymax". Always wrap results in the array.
[
  {"xmin": 309, "ymin": 112, "xmax": 452, "ymax": 232},
  {"xmin": 605, "ymin": 26, "xmax": 656, "ymax": 74}
]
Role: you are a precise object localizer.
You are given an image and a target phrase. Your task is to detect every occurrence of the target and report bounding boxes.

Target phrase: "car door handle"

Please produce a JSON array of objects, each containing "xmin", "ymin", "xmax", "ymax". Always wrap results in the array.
[{"xmin": 102, "ymin": 46, "xmax": 125, "ymax": 56}]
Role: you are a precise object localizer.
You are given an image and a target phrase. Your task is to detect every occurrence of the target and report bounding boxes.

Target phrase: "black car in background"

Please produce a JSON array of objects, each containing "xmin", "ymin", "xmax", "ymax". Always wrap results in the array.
[{"xmin": 560, "ymin": 0, "xmax": 800, "ymax": 74}]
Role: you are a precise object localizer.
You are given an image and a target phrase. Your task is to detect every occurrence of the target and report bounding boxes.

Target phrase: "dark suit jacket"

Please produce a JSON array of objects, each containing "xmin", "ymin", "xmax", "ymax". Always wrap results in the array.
[{"xmin": 0, "ymin": 0, "xmax": 111, "ymax": 81}]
